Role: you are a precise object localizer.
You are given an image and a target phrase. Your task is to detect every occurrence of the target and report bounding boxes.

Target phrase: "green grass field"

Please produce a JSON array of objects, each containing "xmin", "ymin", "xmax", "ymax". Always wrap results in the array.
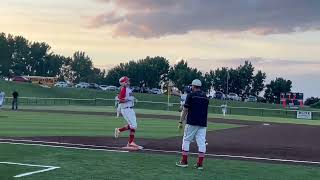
[
  {"xmin": 0, "ymin": 111, "xmax": 239, "ymax": 138},
  {"xmin": 1, "ymin": 79, "xmax": 287, "ymax": 109},
  {"xmin": 1, "ymin": 108, "xmax": 320, "ymax": 179},
  {"xmin": 5, "ymin": 105, "xmax": 320, "ymax": 126},
  {"xmin": 1, "ymin": 143, "xmax": 320, "ymax": 180}
]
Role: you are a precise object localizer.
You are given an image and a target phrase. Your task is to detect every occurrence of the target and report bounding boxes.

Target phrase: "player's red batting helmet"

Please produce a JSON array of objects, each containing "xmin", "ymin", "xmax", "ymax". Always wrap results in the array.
[{"xmin": 119, "ymin": 76, "xmax": 130, "ymax": 86}]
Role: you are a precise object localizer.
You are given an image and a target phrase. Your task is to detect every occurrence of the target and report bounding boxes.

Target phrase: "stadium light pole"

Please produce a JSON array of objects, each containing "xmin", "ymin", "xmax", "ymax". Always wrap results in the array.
[{"xmin": 225, "ymin": 68, "xmax": 229, "ymax": 106}]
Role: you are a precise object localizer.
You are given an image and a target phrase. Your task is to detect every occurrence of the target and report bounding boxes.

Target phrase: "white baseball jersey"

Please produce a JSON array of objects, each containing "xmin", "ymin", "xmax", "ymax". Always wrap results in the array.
[
  {"xmin": 118, "ymin": 87, "xmax": 137, "ymax": 129},
  {"xmin": 118, "ymin": 87, "xmax": 135, "ymax": 109}
]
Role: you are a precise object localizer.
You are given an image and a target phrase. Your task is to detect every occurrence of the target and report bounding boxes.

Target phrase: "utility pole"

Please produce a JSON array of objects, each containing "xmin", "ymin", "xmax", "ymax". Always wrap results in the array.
[{"xmin": 225, "ymin": 68, "xmax": 229, "ymax": 105}]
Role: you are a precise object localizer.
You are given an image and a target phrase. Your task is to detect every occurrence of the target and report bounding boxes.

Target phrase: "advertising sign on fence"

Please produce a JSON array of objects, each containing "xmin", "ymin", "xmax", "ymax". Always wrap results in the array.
[{"xmin": 297, "ymin": 111, "xmax": 312, "ymax": 120}]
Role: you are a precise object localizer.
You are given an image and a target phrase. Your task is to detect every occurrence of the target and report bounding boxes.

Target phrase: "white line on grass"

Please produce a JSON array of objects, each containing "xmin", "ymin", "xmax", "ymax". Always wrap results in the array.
[
  {"xmin": 0, "ymin": 141, "xmax": 129, "ymax": 153},
  {"xmin": 142, "ymin": 148, "xmax": 320, "ymax": 165},
  {"xmin": 0, "ymin": 138, "xmax": 120, "ymax": 150},
  {"xmin": 1, "ymin": 138, "xmax": 319, "ymax": 165},
  {"xmin": 0, "ymin": 161, "xmax": 60, "ymax": 178}
]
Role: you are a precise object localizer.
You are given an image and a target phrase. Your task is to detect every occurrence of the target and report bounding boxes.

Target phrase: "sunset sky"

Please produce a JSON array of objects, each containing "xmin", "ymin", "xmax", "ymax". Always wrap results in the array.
[{"xmin": 1, "ymin": 0, "xmax": 319, "ymax": 97}]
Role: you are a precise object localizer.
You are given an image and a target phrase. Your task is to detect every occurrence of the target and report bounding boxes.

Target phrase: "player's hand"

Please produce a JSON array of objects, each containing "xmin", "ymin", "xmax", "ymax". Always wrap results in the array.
[{"xmin": 178, "ymin": 122, "xmax": 183, "ymax": 129}]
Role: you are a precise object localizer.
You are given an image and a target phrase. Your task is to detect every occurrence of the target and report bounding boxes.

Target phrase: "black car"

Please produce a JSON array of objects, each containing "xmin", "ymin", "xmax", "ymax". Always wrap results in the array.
[
  {"xmin": 214, "ymin": 91, "xmax": 226, "ymax": 100},
  {"xmin": 132, "ymin": 86, "xmax": 141, "ymax": 93}
]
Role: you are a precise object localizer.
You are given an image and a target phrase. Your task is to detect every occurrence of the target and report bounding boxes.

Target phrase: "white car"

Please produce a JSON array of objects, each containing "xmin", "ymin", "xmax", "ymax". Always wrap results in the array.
[
  {"xmin": 150, "ymin": 88, "xmax": 162, "ymax": 95},
  {"xmin": 54, "ymin": 81, "xmax": 68, "ymax": 88},
  {"xmin": 245, "ymin": 95, "xmax": 257, "ymax": 102},
  {"xmin": 227, "ymin": 93, "xmax": 241, "ymax": 101},
  {"xmin": 99, "ymin": 85, "xmax": 108, "ymax": 91},
  {"xmin": 106, "ymin": 86, "xmax": 118, "ymax": 91},
  {"xmin": 75, "ymin": 82, "xmax": 89, "ymax": 88}
]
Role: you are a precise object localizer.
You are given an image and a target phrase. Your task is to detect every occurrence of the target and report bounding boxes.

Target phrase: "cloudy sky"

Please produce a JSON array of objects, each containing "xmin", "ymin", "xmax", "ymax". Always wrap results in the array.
[{"xmin": 1, "ymin": 0, "xmax": 319, "ymax": 97}]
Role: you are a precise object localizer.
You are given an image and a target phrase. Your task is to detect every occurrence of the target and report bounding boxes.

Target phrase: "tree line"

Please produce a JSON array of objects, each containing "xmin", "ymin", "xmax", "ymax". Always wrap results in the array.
[{"xmin": 0, "ymin": 32, "xmax": 293, "ymax": 103}]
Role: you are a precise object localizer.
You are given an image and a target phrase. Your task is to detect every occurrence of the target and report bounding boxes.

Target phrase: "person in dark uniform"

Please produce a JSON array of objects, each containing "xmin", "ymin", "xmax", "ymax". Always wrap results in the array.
[
  {"xmin": 176, "ymin": 79, "xmax": 209, "ymax": 170},
  {"xmin": 12, "ymin": 91, "xmax": 19, "ymax": 110}
]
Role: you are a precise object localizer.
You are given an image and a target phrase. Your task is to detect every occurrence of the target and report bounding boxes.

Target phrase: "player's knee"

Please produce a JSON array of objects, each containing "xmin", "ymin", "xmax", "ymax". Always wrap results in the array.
[
  {"xmin": 198, "ymin": 143, "xmax": 206, "ymax": 153},
  {"xmin": 129, "ymin": 124, "xmax": 137, "ymax": 130}
]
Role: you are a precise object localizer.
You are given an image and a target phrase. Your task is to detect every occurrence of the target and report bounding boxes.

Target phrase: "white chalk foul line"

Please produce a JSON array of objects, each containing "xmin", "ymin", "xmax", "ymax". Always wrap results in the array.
[
  {"xmin": 0, "ymin": 138, "xmax": 128, "ymax": 153},
  {"xmin": 1, "ymin": 138, "xmax": 320, "ymax": 165},
  {"xmin": 0, "ymin": 161, "xmax": 60, "ymax": 178},
  {"xmin": 141, "ymin": 148, "xmax": 320, "ymax": 165}
]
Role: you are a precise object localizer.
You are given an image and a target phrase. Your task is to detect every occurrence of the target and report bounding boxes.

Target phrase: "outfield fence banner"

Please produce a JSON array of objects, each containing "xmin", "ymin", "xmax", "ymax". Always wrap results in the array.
[
  {"xmin": 297, "ymin": 111, "xmax": 312, "ymax": 120},
  {"xmin": 4, "ymin": 97, "xmax": 320, "ymax": 120}
]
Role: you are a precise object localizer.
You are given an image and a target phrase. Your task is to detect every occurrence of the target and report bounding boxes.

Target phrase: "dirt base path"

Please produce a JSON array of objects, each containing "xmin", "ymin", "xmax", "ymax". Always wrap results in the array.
[
  {"xmin": 2, "ymin": 108, "xmax": 320, "ymax": 166},
  {"xmin": 2, "ymin": 123, "xmax": 320, "ymax": 165}
]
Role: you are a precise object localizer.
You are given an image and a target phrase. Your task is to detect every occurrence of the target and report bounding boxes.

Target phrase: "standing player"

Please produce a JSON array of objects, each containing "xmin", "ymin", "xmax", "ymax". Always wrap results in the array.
[
  {"xmin": 178, "ymin": 86, "xmax": 191, "ymax": 129},
  {"xmin": 176, "ymin": 79, "xmax": 209, "ymax": 170},
  {"xmin": 114, "ymin": 96, "xmax": 121, "ymax": 118},
  {"xmin": 114, "ymin": 76, "xmax": 142, "ymax": 149}
]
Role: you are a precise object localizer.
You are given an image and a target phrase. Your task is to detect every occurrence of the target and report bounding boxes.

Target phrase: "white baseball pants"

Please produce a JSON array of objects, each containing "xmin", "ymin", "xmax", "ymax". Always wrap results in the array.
[
  {"xmin": 182, "ymin": 124, "xmax": 207, "ymax": 153},
  {"xmin": 121, "ymin": 108, "xmax": 137, "ymax": 129}
]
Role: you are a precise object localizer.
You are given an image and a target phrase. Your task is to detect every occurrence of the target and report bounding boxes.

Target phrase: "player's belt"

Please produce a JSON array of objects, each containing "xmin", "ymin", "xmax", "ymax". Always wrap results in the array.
[{"xmin": 122, "ymin": 107, "xmax": 133, "ymax": 109}]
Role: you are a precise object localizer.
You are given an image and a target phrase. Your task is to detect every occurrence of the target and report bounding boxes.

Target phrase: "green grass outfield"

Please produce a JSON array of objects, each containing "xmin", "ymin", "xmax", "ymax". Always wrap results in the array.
[
  {"xmin": 6, "ymin": 105, "xmax": 320, "ymax": 126},
  {"xmin": 1, "ymin": 79, "xmax": 289, "ymax": 109},
  {"xmin": 1, "ymin": 106, "xmax": 320, "ymax": 179},
  {"xmin": 1, "ymin": 143, "xmax": 320, "ymax": 180},
  {"xmin": 0, "ymin": 111, "xmax": 240, "ymax": 138}
]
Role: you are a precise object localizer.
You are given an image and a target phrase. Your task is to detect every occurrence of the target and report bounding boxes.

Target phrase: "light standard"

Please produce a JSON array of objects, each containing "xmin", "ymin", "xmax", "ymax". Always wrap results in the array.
[
  {"xmin": 167, "ymin": 81, "xmax": 174, "ymax": 110},
  {"xmin": 225, "ymin": 68, "xmax": 229, "ymax": 105}
]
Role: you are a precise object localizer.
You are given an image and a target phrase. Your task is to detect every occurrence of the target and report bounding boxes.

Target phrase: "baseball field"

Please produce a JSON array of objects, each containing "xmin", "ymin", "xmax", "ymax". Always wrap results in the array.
[{"xmin": 1, "ymin": 104, "xmax": 320, "ymax": 180}]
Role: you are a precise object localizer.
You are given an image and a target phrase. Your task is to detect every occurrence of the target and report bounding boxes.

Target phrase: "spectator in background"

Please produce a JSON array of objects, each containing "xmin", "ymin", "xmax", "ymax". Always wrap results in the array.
[
  {"xmin": 0, "ymin": 90, "xmax": 5, "ymax": 109},
  {"xmin": 12, "ymin": 90, "xmax": 19, "ymax": 110}
]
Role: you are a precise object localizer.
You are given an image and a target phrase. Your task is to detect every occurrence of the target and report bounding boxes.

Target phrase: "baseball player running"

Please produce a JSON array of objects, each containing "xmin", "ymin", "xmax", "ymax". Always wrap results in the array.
[
  {"xmin": 176, "ymin": 79, "xmax": 209, "ymax": 170},
  {"xmin": 114, "ymin": 76, "xmax": 142, "ymax": 149}
]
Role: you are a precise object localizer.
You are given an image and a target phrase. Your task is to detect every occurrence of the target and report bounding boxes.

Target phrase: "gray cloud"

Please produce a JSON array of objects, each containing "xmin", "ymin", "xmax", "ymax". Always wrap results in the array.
[{"xmin": 90, "ymin": 0, "xmax": 320, "ymax": 38}]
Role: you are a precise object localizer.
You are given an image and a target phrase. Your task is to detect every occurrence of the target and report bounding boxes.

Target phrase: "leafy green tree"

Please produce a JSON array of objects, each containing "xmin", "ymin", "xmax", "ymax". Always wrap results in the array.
[
  {"xmin": 11, "ymin": 36, "xmax": 30, "ymax": 76},
  {"xmin": 211, "ymin": 67, "xmax": 228, "ymax": 93},
  {"xmin": 264, "ymin": 78, "xmax": 292, "ymax": 103},
  {"xmin": 236, "ymin": 61, "xmax": 254, "ymax": 95},
  {"xmin": 105, "ymin": 56, "xmax": 169, "ymax": 87},
  {"xmin": 0, "ymin": 33, "xmax": 11, "ymax": 77},
  {"xmin": 168, "ymin": 60, "xmax": 205, "ymax": 91},
  {"xmin": 251, "ymin": 70, "xmax": 266, "ymax": 96},
  {"xmin": 71, "ymin": 51, "xmax": 95, "ymax": 82},
  {"xmin": 29, "ymin": 42, "xmax": 51, "ymax": 76}
]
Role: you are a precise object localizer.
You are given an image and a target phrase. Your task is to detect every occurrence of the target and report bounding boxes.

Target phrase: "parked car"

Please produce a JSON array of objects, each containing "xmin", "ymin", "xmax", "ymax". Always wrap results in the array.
[
  {"xmin": 88, "ymin": 83, "xmax": 100, "ymax": 90},
  {"xmin": 75, "ymin": 82, "xmax": 89, "ymax": 88},
  {"xmin": 12, "ymin": 76, "xmax": 31, "ymax": 83},
  {"xmin": 150, "ymin": 88, "xmax": 162, "ymax": 95},
  {"xmin": 214, "ymin": 91, "xmax": 226, "ymax": 100},
  {"xmin": 54, "ymin": 81, "xmax": 68, "ymax": 88},
  {"xmin": 105, "ymin": 86, "xmax": 118, "ymax": 91},
  {"xmin": 132, "ymin": 86, "xmax": 141, "ymax": 93},
  {"xmin": 257, "ymin": 96, "xmax": 267, "ymax": 103},
  {"xmin": 227, "ymin": 93, "xmax": 241, "ymax": 101},
  {"xmin": 99, "ymin": 85, "xmax": 108, "ymax": 91},
  {"xmin": 245, "ymin": 95, "xmax": 257, "ymax": 102}
]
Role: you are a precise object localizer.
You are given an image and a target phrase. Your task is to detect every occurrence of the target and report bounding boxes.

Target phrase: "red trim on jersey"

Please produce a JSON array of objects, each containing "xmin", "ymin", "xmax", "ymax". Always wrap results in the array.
[{"xmin": 118, "ymin": 87, "xmax": 127, "ymax": 103}]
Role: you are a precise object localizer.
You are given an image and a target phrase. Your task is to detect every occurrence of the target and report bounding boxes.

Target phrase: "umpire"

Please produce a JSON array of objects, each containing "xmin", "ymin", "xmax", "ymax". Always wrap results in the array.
[
  {"xmin": 12, "ymin": 90, "xmax": 19, "ymax": 110},
  {"xmin": 176, "ymin": 79, "xmax": 209, "ymax": 170}
]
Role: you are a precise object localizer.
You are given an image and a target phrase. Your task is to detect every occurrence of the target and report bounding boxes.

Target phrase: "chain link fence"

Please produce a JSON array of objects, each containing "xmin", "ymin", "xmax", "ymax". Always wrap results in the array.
[{"xmin": 3, "ymin": 97, "xmax": 320, "ymax": 120}]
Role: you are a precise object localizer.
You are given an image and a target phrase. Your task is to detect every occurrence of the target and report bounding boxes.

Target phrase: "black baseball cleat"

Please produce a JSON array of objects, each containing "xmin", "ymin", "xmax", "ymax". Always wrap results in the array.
[
  {"xmin": 176, "ymin": 161, "xmax": 188, "ymax": 168},
  {"xmin": 194, "ymin": 164, "xmax": 204, "ymax": 170}
]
